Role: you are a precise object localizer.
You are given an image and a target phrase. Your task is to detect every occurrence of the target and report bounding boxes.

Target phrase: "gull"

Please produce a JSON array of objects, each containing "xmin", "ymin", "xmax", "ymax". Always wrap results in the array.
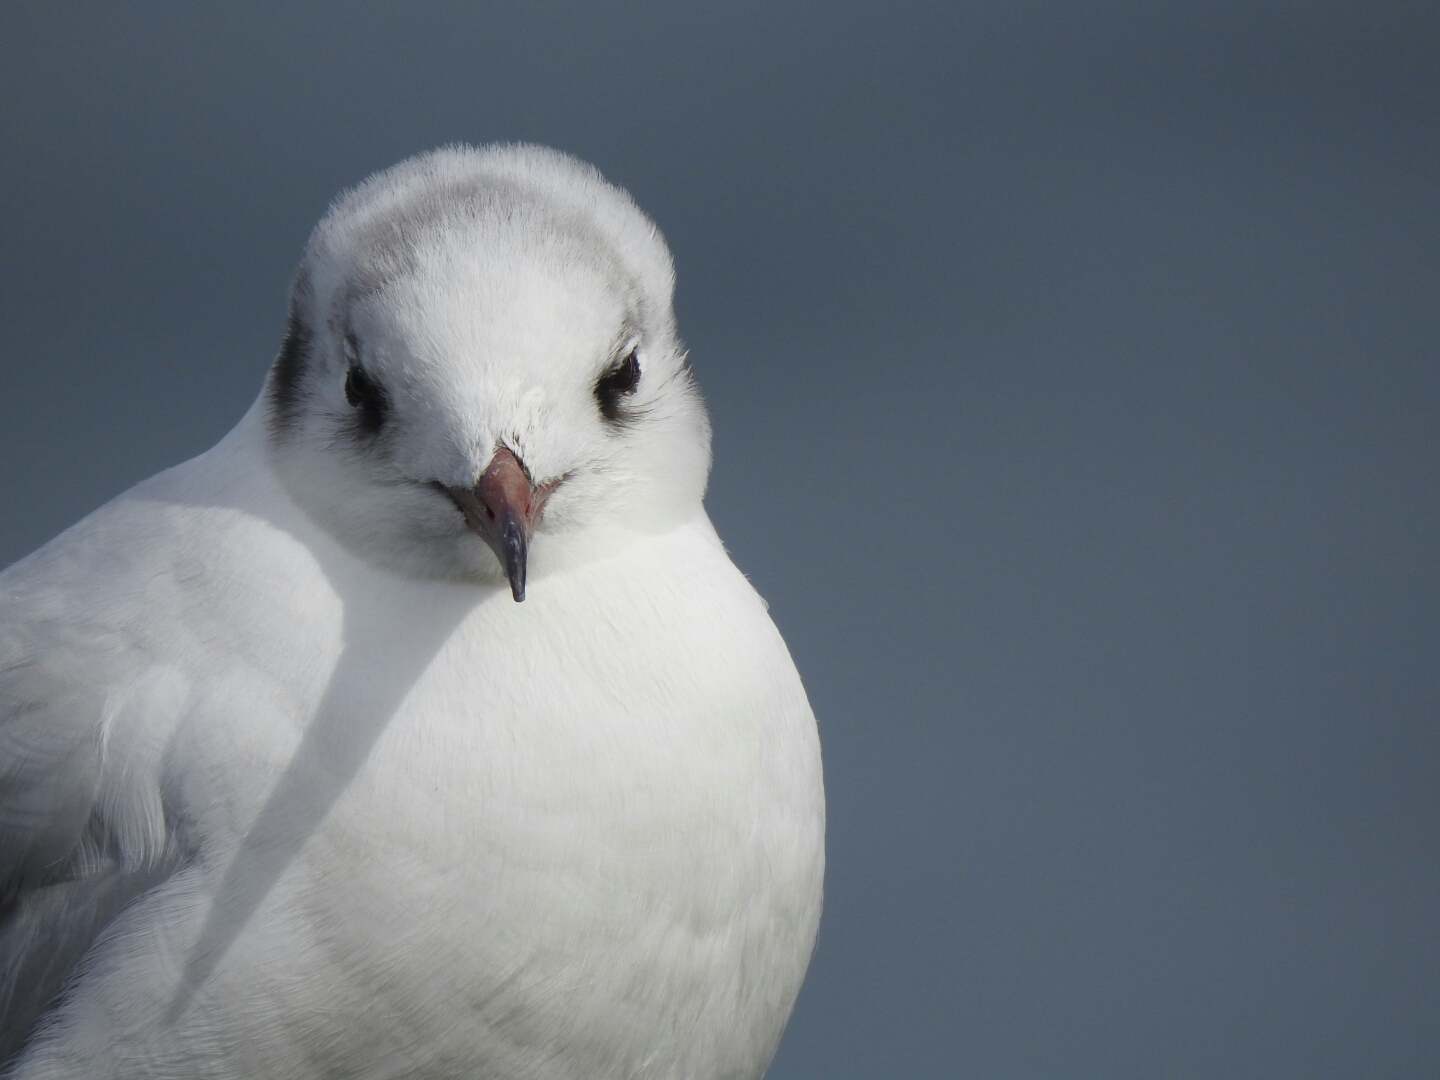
[{"xmin": 0, "ymin": 145, "xmax": 824, "ymax": 1079}]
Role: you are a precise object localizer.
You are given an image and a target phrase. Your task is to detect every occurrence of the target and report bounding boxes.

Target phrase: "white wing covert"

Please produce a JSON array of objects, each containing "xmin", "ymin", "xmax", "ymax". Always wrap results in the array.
[{"xmin": 0, "ymin": 592, "xmax": 185, "ymax": 1065}]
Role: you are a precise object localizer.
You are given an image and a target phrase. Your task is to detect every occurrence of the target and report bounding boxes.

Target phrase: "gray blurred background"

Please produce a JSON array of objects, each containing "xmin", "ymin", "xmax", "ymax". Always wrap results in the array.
[{"xmin": 2, "ymin": 3, "xmax": 1437, "ymax": 1076}]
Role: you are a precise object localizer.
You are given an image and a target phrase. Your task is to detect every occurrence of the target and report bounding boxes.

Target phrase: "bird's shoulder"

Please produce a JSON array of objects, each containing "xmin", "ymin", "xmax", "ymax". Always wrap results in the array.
[
  {"xmin": 0, "ymin": 419, "xmax": 341, "ymax": 895},
  {"xmin": 0, "ymin": 422, "xmax": 346, "ymax": 1059}
]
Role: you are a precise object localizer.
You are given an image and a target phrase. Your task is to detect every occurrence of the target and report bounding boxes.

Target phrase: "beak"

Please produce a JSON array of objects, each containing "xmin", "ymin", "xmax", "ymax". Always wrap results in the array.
[{"xmin": 445, "ymin": 448, "xmax": 554, "ymax": 601}]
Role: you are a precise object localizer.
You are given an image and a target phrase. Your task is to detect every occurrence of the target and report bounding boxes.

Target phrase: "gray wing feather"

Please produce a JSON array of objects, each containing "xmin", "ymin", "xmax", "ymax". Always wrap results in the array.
[
  {"xmin": 0, "ymin": 692, "xmax": 102, "ymax": 907},
  {"xmin": 0, "ymin": 856, "xmax": 179, "ymax": 1065},
  {"xmin": 0, "ymin": 615, "xmax": 181, "ymax": 1068}
]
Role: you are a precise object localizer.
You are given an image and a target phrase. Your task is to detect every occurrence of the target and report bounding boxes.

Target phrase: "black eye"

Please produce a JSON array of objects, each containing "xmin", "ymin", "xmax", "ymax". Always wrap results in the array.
[
  {"xmin": 343, "ymin": 342, "xmax": 388, "ymax": 434},
  {"xmin": 594, "ymin": 350, "xmax": 641, "ymax": 422}
]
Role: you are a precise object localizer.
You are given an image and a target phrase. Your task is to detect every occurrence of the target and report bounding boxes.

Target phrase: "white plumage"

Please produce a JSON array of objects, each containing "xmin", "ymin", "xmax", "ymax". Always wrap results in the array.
[{"xmin": 0, "ymin": 145, "xmax": 824, "ymax": 1079}]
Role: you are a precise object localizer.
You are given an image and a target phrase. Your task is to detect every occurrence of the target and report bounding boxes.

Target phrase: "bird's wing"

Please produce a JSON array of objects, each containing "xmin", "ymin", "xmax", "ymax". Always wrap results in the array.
[{"xmin": 0, "ymin": 580, "xmax": 187, "ymax": 1064}]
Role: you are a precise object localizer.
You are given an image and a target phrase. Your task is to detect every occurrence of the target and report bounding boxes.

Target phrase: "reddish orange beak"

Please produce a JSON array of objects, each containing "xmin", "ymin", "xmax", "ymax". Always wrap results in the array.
[{"xmin": 445, "ymin": 448, "xmax": 554, "ymax": 601}]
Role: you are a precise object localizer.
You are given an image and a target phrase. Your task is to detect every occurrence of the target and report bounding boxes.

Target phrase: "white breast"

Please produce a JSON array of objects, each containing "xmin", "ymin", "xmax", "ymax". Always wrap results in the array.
[{"xmin": 15, "ymin": 487, "xmax": 824, "ymax": 1080}]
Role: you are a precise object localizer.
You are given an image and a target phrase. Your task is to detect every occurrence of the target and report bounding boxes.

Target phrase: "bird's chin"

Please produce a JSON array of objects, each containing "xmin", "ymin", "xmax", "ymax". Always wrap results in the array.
[
  {"xmin": 372, "ymin": 525, "xmax": 517, "ymax": 589},
  {"xmin": 450, "ymin": 536, "xmax": 521, "ymax": 589},
  {"xmin": 338, "ymin": 529, "xmax": 495, "ymax": 585}
]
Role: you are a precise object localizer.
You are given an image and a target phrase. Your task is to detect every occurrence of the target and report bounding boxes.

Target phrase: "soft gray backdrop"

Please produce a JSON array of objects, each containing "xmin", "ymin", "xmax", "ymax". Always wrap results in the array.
[{"xmin": 2, "ymin": 3, "xmax": 1437, "ymax": 1077}]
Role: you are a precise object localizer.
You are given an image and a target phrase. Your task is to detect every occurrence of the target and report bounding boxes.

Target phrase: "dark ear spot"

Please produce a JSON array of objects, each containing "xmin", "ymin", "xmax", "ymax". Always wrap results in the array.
[
  {"xmin": 595, "ymin": 350, "xmax": 641, "ymax": 422},
  {"xmin": 267, "ymin": 310, "xmax": 312, "ymax": 435},
  {"xmin": 344, "ymin": 353, "xmax": 390, "ymax": 435}
]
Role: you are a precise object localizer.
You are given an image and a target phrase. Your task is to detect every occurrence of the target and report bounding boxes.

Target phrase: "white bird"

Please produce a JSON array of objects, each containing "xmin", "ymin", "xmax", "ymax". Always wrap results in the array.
[{"xmin": 0, "ymin": 145, "xmax": 824, "ymax": 1079}]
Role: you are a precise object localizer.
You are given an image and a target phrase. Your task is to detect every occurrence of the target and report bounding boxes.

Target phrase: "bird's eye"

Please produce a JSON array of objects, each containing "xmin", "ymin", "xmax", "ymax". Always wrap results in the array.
[
  {"xmin": 595, "ymin": 350, "xmax": 641, "ymax": 422},
  {"xmin": 343, "ymin": 341, "xmax": 388, "ymax": 434}
]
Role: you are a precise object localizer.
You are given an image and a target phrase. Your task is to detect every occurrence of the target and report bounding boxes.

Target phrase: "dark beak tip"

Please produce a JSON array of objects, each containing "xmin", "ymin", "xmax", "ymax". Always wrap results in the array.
[{"xmin": 501, "ymin": 518, "xmax": 528, "ymax": 603}]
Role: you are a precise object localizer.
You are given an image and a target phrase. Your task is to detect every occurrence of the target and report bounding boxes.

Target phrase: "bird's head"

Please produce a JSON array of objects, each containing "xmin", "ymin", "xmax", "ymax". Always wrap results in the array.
[{"xmin": 264, "ymin": 145, "xmax": 711, "ymax": 598}]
